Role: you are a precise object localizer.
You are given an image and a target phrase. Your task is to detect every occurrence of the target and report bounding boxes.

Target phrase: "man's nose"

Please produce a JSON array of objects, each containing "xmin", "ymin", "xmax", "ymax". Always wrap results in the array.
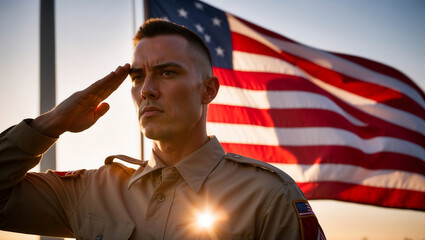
[{"xmin": 141, "ymin": 75, "xmax": 159, "ymax": 100}]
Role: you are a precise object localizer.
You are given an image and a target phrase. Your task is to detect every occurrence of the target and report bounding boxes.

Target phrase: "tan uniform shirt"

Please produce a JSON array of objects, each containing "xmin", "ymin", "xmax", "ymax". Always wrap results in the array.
[{"xmin": 0, "ymin": 120, "xmax": 324, "ymax": 239}]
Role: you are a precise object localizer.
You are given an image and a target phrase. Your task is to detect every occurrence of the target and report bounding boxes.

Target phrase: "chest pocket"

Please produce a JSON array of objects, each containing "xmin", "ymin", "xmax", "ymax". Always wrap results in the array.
[{"xmin": 77, "ymin": 214, "xmax": 135, "ymax": 240}]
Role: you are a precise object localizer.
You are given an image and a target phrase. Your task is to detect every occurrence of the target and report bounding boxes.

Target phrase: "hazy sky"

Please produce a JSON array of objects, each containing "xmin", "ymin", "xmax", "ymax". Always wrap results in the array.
[{"xmin": 0, "ymin": 0, "xmax": 424, "ymax": 239}]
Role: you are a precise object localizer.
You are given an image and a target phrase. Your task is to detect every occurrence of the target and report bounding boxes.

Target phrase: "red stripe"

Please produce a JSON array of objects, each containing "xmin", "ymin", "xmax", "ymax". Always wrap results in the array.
[
  {"xmin": 209, "ymin": 105, "xmax": 351, "ymax": 128},
  {"xmin": 212, "ymin": 68, "xmax": 425, "ymax": 146},
  {"xmin": 298, "ymin": 181, "xmax": 425, "ymax": 211},
  {"xmin": 231, "ymin": 32, "xmax": 283, "ymax": 59},
  {"xmin": 230, "ymin": 32, "xmax": 425, "ymax": 118},
  {"xmin": 333, "ymin": 52, "xmax": 425, "ymax": 99},
  {"xmin": 214, "ymin": 67, "xmax": 318, "ymax": 91},
  {"xmin": 220, "ymin": 143, "xmax": 425, "ymax": 175}
]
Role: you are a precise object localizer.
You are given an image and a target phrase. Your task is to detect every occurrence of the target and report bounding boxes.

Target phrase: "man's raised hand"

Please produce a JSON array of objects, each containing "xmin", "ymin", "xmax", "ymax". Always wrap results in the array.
[{"xmin": 31, "ymin": 64, "xmax": 130, "ymax": 138}]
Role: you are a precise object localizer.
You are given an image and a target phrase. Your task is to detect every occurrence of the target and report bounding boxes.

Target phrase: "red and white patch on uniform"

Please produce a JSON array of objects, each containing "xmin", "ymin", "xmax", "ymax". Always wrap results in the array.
[
  {"xmin": 293, "ymin": 200, "xmax": 326, "ymax": 240},
  {"xmin": 52, "ymin": 170, "xmax": 82, "ymax": 178}
]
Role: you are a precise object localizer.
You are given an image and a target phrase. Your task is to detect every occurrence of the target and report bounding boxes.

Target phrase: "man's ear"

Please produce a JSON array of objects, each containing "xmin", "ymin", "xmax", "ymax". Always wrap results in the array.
[{"xmin": 202, "ymin": 76, "xmax": 220, "ymax": 104}]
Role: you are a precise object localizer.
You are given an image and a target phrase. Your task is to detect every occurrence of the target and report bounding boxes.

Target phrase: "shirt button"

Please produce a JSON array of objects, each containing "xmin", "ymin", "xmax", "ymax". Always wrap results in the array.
[
  {"xmin": 95, "ymin": 234, "xmax": 103, "ymax": 240},
  {"xmin": 157, "ymin": 193, "xmax": 165, "ymax": 202}
]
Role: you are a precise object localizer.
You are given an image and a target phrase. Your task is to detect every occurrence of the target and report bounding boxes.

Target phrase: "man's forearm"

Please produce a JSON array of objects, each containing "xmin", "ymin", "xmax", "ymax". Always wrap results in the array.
[{"xmin": 0, "ymin": 120, "xmax": 57, "ymax": 203}]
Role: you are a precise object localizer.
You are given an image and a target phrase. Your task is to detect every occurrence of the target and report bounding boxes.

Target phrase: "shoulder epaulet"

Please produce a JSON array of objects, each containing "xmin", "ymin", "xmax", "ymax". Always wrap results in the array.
[
  {"xmin": 224, "ymin": 153, "xmax": 296, "ymax": 184},
  {"xmin": 48, "ymin": 169, "xmax": 84, "ymax": 178},
  {"xmin": 105, "ymin": 154, "xmax": 147, "ymax": 166}
]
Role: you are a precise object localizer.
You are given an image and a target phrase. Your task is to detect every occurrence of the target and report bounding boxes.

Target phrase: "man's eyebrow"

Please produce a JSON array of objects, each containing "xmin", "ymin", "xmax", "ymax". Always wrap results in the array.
[
  {"xmin": 129, "ymin": 68, "xmax": 144, "ymax": 75},
  {"xmin": 130, "ymin": 62, "xmax": 183, "ymax": 75},
  {"xmin": 151, "ymin": 62, "xmax": 184, "ymax": 70},
  {"xmin": 129, "ymin": 62, "xmax": 184, "ymax": 76}
]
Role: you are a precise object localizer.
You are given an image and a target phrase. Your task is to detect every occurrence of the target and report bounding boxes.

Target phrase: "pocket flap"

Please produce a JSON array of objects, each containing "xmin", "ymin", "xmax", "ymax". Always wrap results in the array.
[{"xmin": 77, "ymin": 214, "xmax": 135, "ymax": 240}]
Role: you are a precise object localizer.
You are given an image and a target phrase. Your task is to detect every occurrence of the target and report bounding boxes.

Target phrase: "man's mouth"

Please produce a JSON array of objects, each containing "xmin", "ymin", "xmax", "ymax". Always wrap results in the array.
[{"xmin": 140, "ymin": 106, "xmax": 163, "ymax": 118}]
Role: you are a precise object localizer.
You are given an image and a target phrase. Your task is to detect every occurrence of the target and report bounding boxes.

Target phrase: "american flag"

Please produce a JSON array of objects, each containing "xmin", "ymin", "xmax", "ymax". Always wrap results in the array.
[
  {"xmin": 295, "ymin": 201, "xmax": 315, "ymax": 217},
  {"xmin": 147, "ymin": 0, "xmax": 425, "ymax": 211}
]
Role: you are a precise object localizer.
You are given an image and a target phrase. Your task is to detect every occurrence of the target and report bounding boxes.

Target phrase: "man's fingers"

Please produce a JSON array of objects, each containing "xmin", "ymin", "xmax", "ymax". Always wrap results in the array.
[
  {"xmin": 110, "ymin": 63, "xmax": 131, "ymax": 84},
  {"xmin": 115, "ymin": 63, "xmax": 131, "ymax": 78},
  {"xmin": 99, "ymin": 63, "xmax": 130, "ymax": 99},
  {"xmin": 84, "ymin": 63, "xmax": 130, "ymax": 100},
  {"xmin": 94, "ymin": 102, "xmax": 110, "ymax": 121}
]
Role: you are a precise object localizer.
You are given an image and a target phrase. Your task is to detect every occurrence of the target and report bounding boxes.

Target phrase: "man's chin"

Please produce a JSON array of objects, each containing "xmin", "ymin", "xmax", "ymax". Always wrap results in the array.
[
  {"xmin": 141, "ymin": 129, "xmax": 156, "ymax": 140},
  {"xmin": 143, "ymin": 133, "xmax": 158, "ymax": 140},
  {"xmin": 140, "ymin": 126, "xmax": 163, "ymax": 140}
]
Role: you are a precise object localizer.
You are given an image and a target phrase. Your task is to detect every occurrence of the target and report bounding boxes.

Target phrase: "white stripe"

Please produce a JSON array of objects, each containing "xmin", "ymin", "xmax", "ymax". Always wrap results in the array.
[
  {"xmin": 233, "ymin": 50, "xmax": 305, "ymax": 76},
  {"xmin": 207, "ymin": 123, "xmax": 425, "ymax": 161},
  {"xmin": 232, "ymin": 51, "xmax": 425, "ymax": 135},
  {"xmin": 213, "ymin": 85, "xmax": 366, "ymax": 126},
  {"xmin": 273, "ymin": 163, "xmax": 425, "ymax": 192},
  {"xmin": 228, "ymin": 14, "xmax": 425, "ymax": 109}
]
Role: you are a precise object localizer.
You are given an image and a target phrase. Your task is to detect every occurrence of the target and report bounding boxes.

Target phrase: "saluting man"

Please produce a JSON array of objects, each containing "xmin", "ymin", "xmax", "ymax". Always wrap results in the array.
[{"xmin": 0, "ymin": 19, "xmax": 325, "ymax": 239}]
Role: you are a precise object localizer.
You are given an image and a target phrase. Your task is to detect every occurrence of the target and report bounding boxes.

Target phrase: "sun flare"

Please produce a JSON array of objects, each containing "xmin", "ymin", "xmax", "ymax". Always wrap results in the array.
[{"xmin": 197, "ymin": 211, "xmax": 215, "ymax": 229}]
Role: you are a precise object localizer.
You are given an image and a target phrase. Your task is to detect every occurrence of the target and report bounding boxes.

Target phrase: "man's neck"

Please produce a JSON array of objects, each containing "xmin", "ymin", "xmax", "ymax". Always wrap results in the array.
[{"xmin": 152, "ymin": 133, "xmax": 209, "ymax": 166}]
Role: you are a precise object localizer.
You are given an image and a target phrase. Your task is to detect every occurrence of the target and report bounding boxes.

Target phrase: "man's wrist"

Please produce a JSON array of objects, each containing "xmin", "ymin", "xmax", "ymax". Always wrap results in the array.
[{"xmin": 31, "ymin": 113, "xmax": 65, "ymax": 138}]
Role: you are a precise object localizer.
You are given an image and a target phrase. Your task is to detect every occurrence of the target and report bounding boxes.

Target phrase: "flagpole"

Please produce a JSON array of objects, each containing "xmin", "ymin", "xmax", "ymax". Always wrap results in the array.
[
  {"xmin": 39, "ymin": 1, "xmax": 56, "ymax": 178},
  {"xmin": 132, "ymin": 0, "xmax": 143, "ymax": 160},
  {"xmin": 39, "ymin": 2, "xmax": 61, "ymax": 240},
  {"xmin": 132, "ymin": 0, "xmax": 136, "ymax": 37},
  {"xmin": 138, "ymin": 0, "xmax": 150, "ymax": 160},
  {"xmin": 144, "ymin": 0, "xmax": 149, "ymax": 20}
]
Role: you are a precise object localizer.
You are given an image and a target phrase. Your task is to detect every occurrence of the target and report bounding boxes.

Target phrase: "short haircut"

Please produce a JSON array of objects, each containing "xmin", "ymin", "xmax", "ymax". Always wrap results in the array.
[{"xmin": 133, "ymin": 18, "xmax": 213, "ymax": 69}]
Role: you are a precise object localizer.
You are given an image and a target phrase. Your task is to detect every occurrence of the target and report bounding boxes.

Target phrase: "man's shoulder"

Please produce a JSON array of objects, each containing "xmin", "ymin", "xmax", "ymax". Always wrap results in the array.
[
  {"xmin": 100, "ymin": 154, "xmax": 147, "ymax": 176},
  {"xmin": 222, "ymin": 152, "xmax": 296, "ymax": 185}
]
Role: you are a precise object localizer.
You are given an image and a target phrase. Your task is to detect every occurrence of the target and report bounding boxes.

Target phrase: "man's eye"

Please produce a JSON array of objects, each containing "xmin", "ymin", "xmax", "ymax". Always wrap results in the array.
[
  {"xmin": 131, "ymin": 75, "xmax": 145, "ymax": 86},
  {"xmin": 131, "ymin": 75, "xmax": 143, "ymax": 81},
  {"xmin": 161, "ymin": 70, "xmax": 176, "ymax": 77}
]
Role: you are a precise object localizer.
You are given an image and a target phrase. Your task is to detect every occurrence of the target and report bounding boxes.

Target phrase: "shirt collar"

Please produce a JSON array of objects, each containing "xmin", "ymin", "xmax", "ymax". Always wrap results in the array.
[
  {"xmin": 128, "ymin": 151, "xmax": 167, "ymax": 189},
  {"xmin": 128, "ymin": 136, "xmax": 225, "ymax": 192},
  {"xmin": 175, "ymin": 136, "xmax": 225, "ymax": 193}
]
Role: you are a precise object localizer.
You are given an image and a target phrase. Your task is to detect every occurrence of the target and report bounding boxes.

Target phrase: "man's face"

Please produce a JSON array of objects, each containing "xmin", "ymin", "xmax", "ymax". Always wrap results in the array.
[{"xmin": 130, "ymin": 35, "xmax": 206, "ymax": 141}]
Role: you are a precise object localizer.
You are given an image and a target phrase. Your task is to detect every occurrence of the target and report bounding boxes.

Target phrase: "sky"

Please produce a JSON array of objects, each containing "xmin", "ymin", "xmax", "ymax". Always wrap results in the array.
[{"xmin": 0, "ymin": 0, "xmax": 425, "ymax": 239}]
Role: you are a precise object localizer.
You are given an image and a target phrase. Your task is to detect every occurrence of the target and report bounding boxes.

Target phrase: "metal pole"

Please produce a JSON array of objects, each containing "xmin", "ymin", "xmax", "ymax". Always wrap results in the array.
[
  {"xmin": 144, "ymin": 0, "xmax": 149, "ymax": 20},
  {"xmin": 138, "ymin": 0, "xmax": 150, "ymax": 160},
  {"xmin": 40, "ymin": 0, "xmax": 60, "ymax": 238},
  {"xmin": 132, "ymin": 0, "xmax": 136, "ymax": 37},
  {"xmin": 39, "ymin": 0, "xmax": 56, "ymax": 173}
]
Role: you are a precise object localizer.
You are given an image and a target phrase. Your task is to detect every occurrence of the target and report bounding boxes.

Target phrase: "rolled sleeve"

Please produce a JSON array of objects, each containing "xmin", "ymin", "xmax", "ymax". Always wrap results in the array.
[{"xmin": 6, "ymin": 119, "xmax": 57, "ymax": 156}]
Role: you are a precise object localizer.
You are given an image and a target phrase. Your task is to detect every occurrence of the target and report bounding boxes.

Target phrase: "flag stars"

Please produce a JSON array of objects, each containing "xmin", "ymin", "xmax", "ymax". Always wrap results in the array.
[
  {"xmin": 212, "ymin": 17, "xmax": 222, "ymax": 27},
  {"xmin": 178, "ymin": 8, "xmax": 188, "ymax": 18},
  {"xmin": 204, "ymin": 34, "xmax": 211, "ymax": 43},
  {"xmin": 195, "ymin": 23, "xmax": 204, "ymax": 33},
  {"xmin": 162, "ymin": 16, "xmax": 170, "ymax": 21},
  {"xmin": 215, "ymin": 46, "xmax": 225, "ymax": 57},
  {"xmin": 194, "ymin": 2, "xmax": 204, "ymax": 10}
]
